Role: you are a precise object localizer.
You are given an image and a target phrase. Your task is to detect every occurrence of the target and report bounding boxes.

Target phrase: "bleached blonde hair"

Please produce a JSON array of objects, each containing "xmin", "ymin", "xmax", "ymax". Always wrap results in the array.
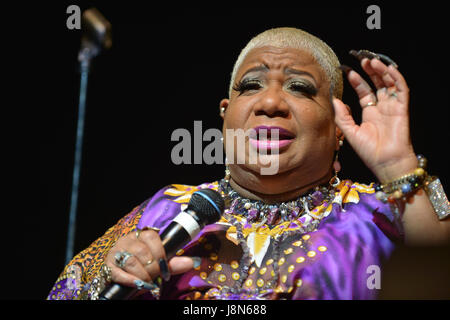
[{"xmin": 228, "ymin": 27, "xmax": 343, "ymax": 99}]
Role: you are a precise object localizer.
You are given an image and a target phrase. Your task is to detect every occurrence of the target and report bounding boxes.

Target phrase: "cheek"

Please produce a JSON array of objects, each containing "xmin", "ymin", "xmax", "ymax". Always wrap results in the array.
[
  {"xmin": 222, "ymin": 101, "xmax": 253, "ymax": 130},
  {"xmin": 294, "ymin": 102, "xmax": 334, "ymax": 133}
]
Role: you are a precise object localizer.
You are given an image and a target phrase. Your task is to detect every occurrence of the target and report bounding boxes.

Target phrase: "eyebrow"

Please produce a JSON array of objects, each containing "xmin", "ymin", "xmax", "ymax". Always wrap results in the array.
[
  {"xmin": 240, "ymin": 65, "xmax": 269, "ymax": 79},
  {"xmin": 284, "ymin": 67, "xmax": 316, "ymax": 82},
  {"xmin": 239, "ymin": 64, "xmax": 316, "ymax": 83}
]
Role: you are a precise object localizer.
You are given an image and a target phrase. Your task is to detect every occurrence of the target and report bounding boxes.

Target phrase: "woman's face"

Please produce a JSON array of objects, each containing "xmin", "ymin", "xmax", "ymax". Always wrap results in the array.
[{"xmin": 221, "ymin": 46, "xmax": 340, "ymax": 194}]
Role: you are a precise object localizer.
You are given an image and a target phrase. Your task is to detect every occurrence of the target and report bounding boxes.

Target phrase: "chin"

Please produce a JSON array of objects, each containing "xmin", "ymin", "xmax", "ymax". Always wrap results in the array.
[{"xmin": 239, "ymin": 155, "xmax": 296, "ymax": 177}]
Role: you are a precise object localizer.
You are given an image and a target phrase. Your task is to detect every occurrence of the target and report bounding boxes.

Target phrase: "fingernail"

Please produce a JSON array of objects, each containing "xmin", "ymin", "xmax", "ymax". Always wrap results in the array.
[
  {"xmin": 339, "ymin": 65, "xmax": 353, "ymax": 75},
  {"xmin": 191, "ymin": 257, "xmax": 202, "ymax": 269},
  {"xmin": 349, "ymin": 49, "xmax": 362, "ymax": 60},
  {"xmin": 376, "ymin": 53, "xmax": 398, "ymax": 68},
  {"xmin": 349, "ymin": 49, "xmax": 379, "ymax": 61},
  {"xmin": 158, "ymin": 258, "xmax": 171, "ymax": 282},
  {"xmin": 134, "ymin": 279, "xmax": 158, "ymax": 291}
]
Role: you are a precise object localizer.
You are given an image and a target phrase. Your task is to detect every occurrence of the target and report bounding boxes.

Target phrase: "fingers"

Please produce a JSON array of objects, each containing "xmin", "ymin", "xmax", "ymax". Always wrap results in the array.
[
  {"xmin": 341, "ymin": 65, "xmax": 377, "ymax": 107},
  {"xmin": 137, "ymin": 230, "xmax": 167, "ymax": 277},
  {"xmin": 343, "ymin": 50, "xmax": 410, "ymax": 106},
  {"xmin": 359, "ymin": 58, "xmax": 384, "ymax": 89},
  {"xmin": 367, "ymin": 58, "xmax": 396, "ymax": 88},
  {"xmin": 365, "ymin": 58, "xmax": 409, "ymax": 105},
  {"xmin": 379, "ymin": 63, "xmax": 410, "ymax": 104},
  {"xmin": 168, "ymin": 256, "xmax": 198, "ymax": 275},
  {"xmin": 108, "ymin": 263, "xmax": 143, "ymax": 288},
  {"xmin": 361, "ymin": 58, "xmax": 393, "ymax": 89},
  {"xmin": 332, "ymin": 97, "xmax": 358, "ymax": 143},
  {"xmin": 104, "ymin": 230, "xmax": 167, "ymax": 287}
]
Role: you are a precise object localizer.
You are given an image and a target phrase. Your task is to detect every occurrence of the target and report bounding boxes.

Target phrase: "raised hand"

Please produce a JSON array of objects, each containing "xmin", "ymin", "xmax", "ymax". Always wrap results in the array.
[{"xmin": 333, "ymin": 50, "xmax": 418, "ymax": 183}]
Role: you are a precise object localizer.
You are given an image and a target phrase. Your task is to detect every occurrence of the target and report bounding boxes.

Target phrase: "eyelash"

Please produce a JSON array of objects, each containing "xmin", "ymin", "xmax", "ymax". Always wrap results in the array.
[
  {"xmin": 232, "ymin": 80, "xmax": 262, "ymax": 93},
  {"xmin": 232, "ymin": 79, "xmax": 317, "ymax": 96},
  {"xmin": 287, "ymin": 81, "xmax": 317, "ymax": 96}
]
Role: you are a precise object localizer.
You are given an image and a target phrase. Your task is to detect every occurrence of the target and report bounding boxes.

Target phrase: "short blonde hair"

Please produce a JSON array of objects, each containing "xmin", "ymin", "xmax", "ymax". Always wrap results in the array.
[{"xmin": 229, "ymin": 27, "xmax": 343, "ymax": 99}]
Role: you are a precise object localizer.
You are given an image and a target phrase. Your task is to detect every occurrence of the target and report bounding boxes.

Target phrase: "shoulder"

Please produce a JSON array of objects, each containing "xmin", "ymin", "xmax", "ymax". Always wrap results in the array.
[
  {"xmin": 333, "ymin": 179, "xmax": 375, "ymax": 207},
  {"xmin": 326, "ymin": 178, "xmax": 403, "ymax": 243}
]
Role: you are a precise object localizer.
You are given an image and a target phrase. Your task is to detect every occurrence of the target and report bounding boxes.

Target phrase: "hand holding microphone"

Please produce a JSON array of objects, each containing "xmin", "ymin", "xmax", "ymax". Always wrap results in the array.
[{"xmin": 100, "ymin": 189, "xmax": 224, "ymax": 300}]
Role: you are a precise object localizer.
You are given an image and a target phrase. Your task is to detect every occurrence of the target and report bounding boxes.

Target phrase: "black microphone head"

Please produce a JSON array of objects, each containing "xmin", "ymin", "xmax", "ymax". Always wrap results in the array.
[{"xmin": 187, "ymin": 189, "xmax": 224, "ymax": 226}]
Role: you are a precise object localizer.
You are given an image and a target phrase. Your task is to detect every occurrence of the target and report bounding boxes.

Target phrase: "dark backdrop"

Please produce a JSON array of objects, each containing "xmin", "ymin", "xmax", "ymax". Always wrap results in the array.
[{"xmin": 25, "ymin": 1, "xmax": 450, "ymax": 300}]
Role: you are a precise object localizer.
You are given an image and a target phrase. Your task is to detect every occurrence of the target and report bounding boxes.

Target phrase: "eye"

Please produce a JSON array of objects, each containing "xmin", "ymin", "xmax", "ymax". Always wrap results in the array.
[
  {"xmin": 286, "ymin": 80, "xmax": 317, "ymax": 96},
  {"xmin": 232, "ymin": 79, "xmax": 263, "ymax": 95}
]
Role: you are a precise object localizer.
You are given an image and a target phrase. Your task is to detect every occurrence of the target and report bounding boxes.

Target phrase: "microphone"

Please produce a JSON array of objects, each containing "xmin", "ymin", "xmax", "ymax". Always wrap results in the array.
[{"xmin": 99, "ymin": 188, "xmax": 225, "ymax": 300}]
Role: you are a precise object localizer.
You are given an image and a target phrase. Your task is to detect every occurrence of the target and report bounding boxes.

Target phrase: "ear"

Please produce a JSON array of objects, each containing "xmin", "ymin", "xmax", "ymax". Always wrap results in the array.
[
  {"xmin": 219, "ymin": 99, "xmax": 229, "ymax": 120},
  {"xmin": 335, "ymin": 125, "xmax": 344, "ymax": 150}
]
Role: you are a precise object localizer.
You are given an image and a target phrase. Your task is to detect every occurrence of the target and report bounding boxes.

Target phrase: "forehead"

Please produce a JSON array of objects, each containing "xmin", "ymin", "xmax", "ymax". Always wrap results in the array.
[{"xmin": 236, "ymin": 46, "xmax": 325, "ymax": 81}]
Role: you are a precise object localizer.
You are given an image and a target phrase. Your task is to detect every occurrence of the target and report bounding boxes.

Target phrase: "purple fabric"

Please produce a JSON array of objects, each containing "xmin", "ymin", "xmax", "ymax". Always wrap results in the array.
[
  {"xmin": 134, "ymin": 182, "xmax": 402, "ymax": 300},
  {"xmin": 47, "ymin": 180, "xmax": 402, "ymax": 300}
]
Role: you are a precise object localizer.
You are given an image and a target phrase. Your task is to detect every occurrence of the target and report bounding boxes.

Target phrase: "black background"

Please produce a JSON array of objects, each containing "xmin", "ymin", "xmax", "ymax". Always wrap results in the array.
[{"xmin": 16, "ymin": 1, "xmax": 450, "ymax": 300}]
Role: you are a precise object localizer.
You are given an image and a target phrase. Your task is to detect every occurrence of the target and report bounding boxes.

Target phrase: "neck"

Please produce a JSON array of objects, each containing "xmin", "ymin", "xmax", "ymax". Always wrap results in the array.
[{"xmin": 228, "ymin": 169, "xmax": 333, "ymax": 204}]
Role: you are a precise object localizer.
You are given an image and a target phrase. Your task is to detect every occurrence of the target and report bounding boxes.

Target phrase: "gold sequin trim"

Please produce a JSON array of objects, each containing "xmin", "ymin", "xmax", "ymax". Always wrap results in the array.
[
  {"xmin": 218, "ymin": 274, "xmax": 227, "ymax": 282},
  {"xmin": 293, "ymin": 240, "xmax": 302, "ymax": 247},
  {"xmin": 296, "ymin": 256, "xmax": 305, "ymax": 263},
  {"xmin": 257, "ymin": 279, "xmax": 264, "ymax": 287}
]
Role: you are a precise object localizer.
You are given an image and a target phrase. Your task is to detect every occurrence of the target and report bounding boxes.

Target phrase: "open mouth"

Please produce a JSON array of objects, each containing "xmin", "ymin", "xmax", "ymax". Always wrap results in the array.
[{"xmin": 249, "ymin": 126, "xmax": 295, "ymax": 150}]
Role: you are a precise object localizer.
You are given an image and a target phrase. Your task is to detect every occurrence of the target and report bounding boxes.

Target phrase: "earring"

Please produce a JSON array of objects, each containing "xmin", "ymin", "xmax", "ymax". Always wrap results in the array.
[
  {"xmin": 339, "ymin": 140, "xmax": 343, "ymax": 147},
  {"xmin": 224, "ymin": 164, "xmax": 231, "ymax": 182},
  {"xmin": 220, "ymin": 107, "xmax": 226, "ymax": 114},
  {"xmin": 330, "ymin": 150, "xmax": 341, "ymax": 187}
]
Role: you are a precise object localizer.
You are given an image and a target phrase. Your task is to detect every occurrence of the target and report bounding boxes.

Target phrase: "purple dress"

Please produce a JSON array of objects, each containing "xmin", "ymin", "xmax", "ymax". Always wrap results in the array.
[{"xmin": 47, "ymin": 179, "xmax": 402, "ymax": 300}]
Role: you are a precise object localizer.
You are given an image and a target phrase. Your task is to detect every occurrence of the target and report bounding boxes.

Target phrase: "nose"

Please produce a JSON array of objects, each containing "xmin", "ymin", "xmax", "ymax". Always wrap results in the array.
[{"xmin": 254, "ymin": 84, "xmax": 289, "ymax": 118}]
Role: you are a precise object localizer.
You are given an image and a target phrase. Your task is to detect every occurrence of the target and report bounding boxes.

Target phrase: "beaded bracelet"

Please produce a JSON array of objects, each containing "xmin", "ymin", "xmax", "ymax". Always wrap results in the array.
[
  {"xmin": 374, "ymin": 154, "xmax": 450, "ymax": 220},
  {"xmin": 374, "ymin": 154, "xmax": 428, "ymax": 203}
]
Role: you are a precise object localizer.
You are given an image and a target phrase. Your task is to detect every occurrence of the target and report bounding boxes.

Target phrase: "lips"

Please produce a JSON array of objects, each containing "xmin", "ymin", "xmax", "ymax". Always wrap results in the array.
[
  {"xmin": 249, "ymin": 126, "xmax": 295, "ymax": 150},
  {"xmin": 251, "ymin": 126, "xmax": 295, "ymax": 140}
]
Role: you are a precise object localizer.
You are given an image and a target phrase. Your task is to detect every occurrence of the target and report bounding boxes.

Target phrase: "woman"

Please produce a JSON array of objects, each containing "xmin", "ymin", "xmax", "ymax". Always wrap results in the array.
[{"xmin": 48, "ymin": 27, "xmax": 449, "ymax": 300}]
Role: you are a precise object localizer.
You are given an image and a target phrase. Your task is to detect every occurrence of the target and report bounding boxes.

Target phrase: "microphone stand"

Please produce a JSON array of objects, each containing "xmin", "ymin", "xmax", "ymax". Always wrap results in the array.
[
  {"xmin": 64, "ymin": 7, "xmax": 111, "ymax": 265},
  {"xmin": 65, "ymin": 45, "xmax": 99, "ymax": 265}
]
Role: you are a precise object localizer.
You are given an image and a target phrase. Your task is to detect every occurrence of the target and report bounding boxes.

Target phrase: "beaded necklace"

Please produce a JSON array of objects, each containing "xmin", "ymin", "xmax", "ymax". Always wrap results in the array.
[
  {"xmin": 218, "ymin": 178, "xmax": 337, "ymax": 227},
  {"xmin": 214, "ymin": 178, "xmax": 337, "ymax": 299}
]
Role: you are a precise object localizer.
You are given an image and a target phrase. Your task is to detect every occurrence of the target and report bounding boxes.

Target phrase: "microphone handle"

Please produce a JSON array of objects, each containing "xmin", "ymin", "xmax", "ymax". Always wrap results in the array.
[{"xmin": 98, "ymin": 222, "xmax": 192, "ymax": 300}]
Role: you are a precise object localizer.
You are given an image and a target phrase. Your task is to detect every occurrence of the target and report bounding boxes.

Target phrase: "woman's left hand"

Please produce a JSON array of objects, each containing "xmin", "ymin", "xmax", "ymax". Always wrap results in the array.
[{"xmin": 333, "ymin": 52, "xmax": 418, "ymax": 183}]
